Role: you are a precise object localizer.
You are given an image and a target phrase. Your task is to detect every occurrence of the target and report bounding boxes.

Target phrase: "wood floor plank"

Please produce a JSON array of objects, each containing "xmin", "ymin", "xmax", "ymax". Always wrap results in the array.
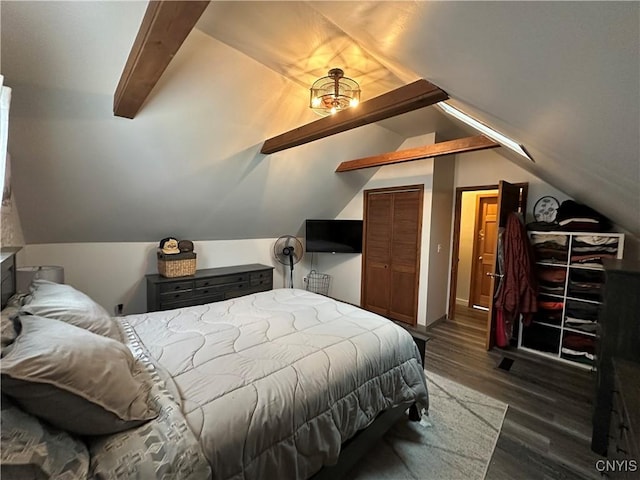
[{"xmin": 425, "ymin": 306, "xmax": 602, "ymax": 480}]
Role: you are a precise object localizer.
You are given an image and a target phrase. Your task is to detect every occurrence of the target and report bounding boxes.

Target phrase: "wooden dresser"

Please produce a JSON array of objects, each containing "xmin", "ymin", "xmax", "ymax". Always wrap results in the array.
[
  {"xmin": 146, "ymin": 263, "xmax": 274, "ymax": 312},
  {"xmin": 591, "ymin": 258, "xmax": 640, "ymax": 456},
  {"xmin": 1, "ymin": 247, "xmax": 20, "ymax": 308},
  {"xmin": 606, "ymin": 359, "xmax": 640, "ymax": 478}
]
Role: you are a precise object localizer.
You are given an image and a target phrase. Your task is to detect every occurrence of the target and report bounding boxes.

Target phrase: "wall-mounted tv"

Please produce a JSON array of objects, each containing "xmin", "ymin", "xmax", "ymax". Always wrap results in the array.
[{"xmin": 305, "ymin": 219, "xmax": 363, "ymax": 253}]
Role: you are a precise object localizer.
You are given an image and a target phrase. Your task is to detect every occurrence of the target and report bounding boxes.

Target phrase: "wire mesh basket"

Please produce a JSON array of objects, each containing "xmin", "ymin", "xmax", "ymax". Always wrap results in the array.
[{"xmin": 304, "ymin": 270, "xmax": 331, "ymax": 296}]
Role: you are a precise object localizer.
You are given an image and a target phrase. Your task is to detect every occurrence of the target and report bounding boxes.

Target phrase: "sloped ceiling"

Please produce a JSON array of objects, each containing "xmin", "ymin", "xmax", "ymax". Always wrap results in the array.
[{"xmin": 2, "ymin": 1, "xmax": 639, "ymax": 245}]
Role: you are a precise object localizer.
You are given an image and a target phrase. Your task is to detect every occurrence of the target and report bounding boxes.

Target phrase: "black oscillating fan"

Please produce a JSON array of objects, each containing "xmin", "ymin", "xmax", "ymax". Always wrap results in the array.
[{"xmin": 273, "ymin": 235, "xmax": 304, "ymax": 288}]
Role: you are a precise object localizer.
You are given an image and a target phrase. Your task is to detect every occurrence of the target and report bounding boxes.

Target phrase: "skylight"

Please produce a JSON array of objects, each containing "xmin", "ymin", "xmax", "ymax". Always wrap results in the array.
[{"xmin": 436, "ymin": 101, "xmax": 534, "ymax": 162}]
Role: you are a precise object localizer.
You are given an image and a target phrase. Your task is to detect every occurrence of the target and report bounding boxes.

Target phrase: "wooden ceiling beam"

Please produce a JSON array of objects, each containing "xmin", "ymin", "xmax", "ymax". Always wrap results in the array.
[
  {"xmin": 114, "ymin": 0, "xmax": 210, "ymax": 119},
  {"xmin": 260, "ymin": 79, "xmax": 448, "ymax": 154},
  {"xmin": 335, "ymin": 135, "xmax": 499, "ymax": 172}
]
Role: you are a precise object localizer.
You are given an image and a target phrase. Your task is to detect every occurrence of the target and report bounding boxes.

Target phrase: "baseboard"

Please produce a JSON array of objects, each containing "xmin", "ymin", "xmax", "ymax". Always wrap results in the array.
[{"xmin": 425, "ymin": 314, "xmax": 447, "ymax": 330}]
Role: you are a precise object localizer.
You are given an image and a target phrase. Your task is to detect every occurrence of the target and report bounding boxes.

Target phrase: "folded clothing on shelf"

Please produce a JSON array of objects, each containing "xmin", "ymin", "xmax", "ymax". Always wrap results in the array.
[
  {"xmin": 563, "ymin": 332, "xmax": 595, "ymax": 354},
  {"xmin": 556, "ymin": 200, "xmax": 612, "ymax": 232},
  {"xmin": 564, "ymin": 317, "xmax": 597, "ymax": 333},
  {"xmin": 565, "ymin": 300, "xmax": 600, "ymax": 321}
]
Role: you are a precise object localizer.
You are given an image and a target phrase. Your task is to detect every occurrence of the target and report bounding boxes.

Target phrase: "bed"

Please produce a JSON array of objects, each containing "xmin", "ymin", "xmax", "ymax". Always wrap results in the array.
[{"xmin": 1, "ymin": 279, "xmax": 429, "ymax": 480}]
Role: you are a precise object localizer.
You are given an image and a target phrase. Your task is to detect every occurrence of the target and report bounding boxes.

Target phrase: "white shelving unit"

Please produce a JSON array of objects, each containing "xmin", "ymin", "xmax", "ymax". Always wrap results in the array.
[{"xmin": 518, "ymin": 231, "xmax": 624, "ymax": 369}]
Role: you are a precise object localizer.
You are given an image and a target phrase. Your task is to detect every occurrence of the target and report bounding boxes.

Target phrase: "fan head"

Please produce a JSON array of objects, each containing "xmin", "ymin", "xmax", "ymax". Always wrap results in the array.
[{"xmin": 273, "ymin": 235, "xmax": 304, "ymax": 265}]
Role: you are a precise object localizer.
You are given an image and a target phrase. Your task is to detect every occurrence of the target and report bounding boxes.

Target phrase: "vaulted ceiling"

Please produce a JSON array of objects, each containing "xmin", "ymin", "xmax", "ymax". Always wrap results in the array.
[{"xmin": 2, "ymin": 1, "xmax": 638, "ymax": 245}]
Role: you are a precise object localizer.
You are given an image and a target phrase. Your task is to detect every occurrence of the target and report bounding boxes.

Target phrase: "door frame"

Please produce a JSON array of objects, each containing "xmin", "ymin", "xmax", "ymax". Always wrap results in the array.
[
  {"xmin": 447, "ymin": 183, "xmax": 528, "ymax": 323},
  {"xmin": 361, "ymin": 184, "xmax": 424, "ymax": 326},
  {"xmin": 468, "ymin": 193, "xmax": 499, "ymax": 309}
]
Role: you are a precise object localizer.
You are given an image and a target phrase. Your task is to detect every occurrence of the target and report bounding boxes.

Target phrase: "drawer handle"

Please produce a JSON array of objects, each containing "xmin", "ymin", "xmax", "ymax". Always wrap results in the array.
[
  {"xmin": 202, "ymin": 289, "xmax": 210, "ymax": 295},
  {"xmin": 173, "ymin": 285, "xmax": 182, "ymax": 291}
]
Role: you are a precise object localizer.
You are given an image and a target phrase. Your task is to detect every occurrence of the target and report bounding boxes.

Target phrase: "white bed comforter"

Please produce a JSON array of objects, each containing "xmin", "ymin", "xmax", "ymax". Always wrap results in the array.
[{"xmin": 124, "ymin": 288, "xmax": 428, "ymax": 480}]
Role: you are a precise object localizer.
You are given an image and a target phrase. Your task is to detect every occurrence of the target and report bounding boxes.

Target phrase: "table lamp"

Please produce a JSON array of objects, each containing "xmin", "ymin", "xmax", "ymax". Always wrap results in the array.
[{"xmin": 16, "ymin": 266, "xmax": 65, "ymax": 293}]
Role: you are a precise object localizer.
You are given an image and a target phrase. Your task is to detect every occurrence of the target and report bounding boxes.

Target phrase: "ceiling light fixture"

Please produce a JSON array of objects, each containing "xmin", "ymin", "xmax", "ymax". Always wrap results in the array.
[
  {"xmin": 436, "ymin": 101, "xmax": 534, "ymax": 162},
  {"xmin": 310, "ymin": 68, "xmax": 360, "ymax": 116}
]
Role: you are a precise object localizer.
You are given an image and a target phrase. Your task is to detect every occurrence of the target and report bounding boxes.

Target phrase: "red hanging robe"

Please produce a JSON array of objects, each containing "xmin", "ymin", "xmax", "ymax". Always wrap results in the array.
[{"xmin": 494, "ymin": 212, "xmax": 538, "ymax": 347}]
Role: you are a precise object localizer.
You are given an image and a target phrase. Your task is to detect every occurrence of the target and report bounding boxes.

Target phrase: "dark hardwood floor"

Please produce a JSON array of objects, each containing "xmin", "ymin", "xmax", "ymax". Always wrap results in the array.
[{"xmin": 424, "ymin": 306, "xmax": 604, "ymax": 480}]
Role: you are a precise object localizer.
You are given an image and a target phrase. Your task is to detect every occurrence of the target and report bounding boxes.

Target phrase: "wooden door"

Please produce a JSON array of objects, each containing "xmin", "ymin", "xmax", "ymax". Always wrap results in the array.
[
  {"xmin": 362, "ymin": 193, "xmax": 392, "ymax": 317},
  {"xmin": 362, "ymin": 185, "xmax": 423, "ymax": 325},
  {"xmin": 485, "ymin": 180, "xmax": 527, "ymax": 350},
  {"xmin": 469, "ymin": 195, "xmax": 498, "ymax": 309}
]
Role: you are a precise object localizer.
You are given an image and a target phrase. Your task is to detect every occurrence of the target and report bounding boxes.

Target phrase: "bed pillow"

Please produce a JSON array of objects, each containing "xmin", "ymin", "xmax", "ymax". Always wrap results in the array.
[
  {"xmin": 1, "ymin": 315, "xmax": 157, "ymax": 436},
  {"xmin": 1, "ymin": 394, "xmax": 90, "ymax": 480},
  {"xmin": 20, "ymin": 279, "xmax": 122, "ymax": 341}
]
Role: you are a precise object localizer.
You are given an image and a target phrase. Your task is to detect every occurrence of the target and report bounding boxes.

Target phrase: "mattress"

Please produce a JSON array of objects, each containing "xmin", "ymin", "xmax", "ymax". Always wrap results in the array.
[{"xmin": 123, "ymin": 288, "xmax": 429, "ymax": 480}]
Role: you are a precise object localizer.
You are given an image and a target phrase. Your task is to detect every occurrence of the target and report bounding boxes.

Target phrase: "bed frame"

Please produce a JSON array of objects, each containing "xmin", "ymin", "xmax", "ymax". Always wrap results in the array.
[{"xmin": 312, "ymin": 402, "xmax": 416, "ymax": 480}]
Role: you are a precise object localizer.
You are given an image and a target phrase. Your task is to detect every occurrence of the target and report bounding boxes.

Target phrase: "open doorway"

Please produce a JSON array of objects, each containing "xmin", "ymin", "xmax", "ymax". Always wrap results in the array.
[
  {"xmin": 461, "ymin": 190, "xmax": 499, "ymax": 312},
  {"xmin": 448, "ymin": 182, "xmax": 528, "ymax": 348}
]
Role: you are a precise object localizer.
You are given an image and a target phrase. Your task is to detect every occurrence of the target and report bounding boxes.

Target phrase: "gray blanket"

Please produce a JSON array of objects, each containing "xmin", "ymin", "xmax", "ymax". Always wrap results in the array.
[{"xmin": 123, "ymin": 288, "xmax": 429, "ymax": 480}]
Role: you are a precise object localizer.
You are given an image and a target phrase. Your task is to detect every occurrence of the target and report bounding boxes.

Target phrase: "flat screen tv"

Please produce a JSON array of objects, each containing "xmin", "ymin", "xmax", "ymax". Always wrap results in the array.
[{"xmin": 305, "ymin": 219, "xmax": 363, "ymax": 253}]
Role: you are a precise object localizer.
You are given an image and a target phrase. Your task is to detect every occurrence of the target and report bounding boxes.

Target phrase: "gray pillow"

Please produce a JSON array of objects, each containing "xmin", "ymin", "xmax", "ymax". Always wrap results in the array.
[
  {"xmin": 1, "ymin": 394, "xmax": 90, "ymax": 480},
  {"xmin": 1, "ymin": 315, "xmax": 157, "ymax": 435},
  {"xmin": 20, "ymin": 279, "xmax": 122, "ymax": 341}
]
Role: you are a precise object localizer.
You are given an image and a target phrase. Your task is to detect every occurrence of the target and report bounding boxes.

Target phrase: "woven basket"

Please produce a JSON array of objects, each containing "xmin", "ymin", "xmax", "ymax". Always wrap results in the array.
[
  {"xmin": 304, "ymin": 270, "xmax": 330, "ymax": 296},
  {"xmin": 157, "ymin": 250, "xmax": 196, "ymax": 278}
]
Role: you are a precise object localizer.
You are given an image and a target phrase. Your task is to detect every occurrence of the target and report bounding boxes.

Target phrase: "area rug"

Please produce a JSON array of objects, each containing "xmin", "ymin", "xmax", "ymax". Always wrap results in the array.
[{"xmin": 349, "ymin": 370, "xmax": 508, "ymax": 480}]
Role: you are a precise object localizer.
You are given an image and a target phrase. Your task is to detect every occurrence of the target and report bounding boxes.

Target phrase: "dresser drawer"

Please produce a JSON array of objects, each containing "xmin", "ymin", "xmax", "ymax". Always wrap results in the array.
[
  {"xmin": 195, "ymin": 274, "xmax": 248, "ymax": 288},
  {"xmin": 159, "ymin": 280, "xmax": 194, "ymax": 294},
  {"xmin": 250, "ymin": 270, "xmax": 271, "ymax": 285},
  {"xmin": 160, "ymin": 298, "xmax": 200, "ymax": 311},
  {"xmin": 159, "ymin": 289, "xmax": 194, "ymax": 305},
  {"xmin": 193, "ymin": 282, "xmax": 240, "ymax": 296}
]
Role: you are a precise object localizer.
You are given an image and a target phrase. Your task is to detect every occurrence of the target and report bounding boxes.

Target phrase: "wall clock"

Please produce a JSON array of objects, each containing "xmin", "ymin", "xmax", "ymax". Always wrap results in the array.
[{"xmin": 533, "ymin": 196, "xmax": 559, "ymax": 223}]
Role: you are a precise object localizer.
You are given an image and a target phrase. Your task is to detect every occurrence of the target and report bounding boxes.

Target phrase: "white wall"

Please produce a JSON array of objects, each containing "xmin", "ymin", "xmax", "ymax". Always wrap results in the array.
[
  {"xmin": 18, "ymin": 239, "xmax": 289, "ymax": 315},
  {"xmin": 18, "ymin": 146, "xmax": 631, "ymax": 324},
  {"xmin": 425, "ymin": 156, "xmax": 455, "ymax": 324},
  {"xmin": 454, "ymin": 149, "xmax": 573, "ymax": 222},
  {"xmin": 4, "ymin": 3, "xmax": 402, "ymax": 245},
  {"xmin": 300, "ymin": 133, "xmax": 437, "ymax": 326}
]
